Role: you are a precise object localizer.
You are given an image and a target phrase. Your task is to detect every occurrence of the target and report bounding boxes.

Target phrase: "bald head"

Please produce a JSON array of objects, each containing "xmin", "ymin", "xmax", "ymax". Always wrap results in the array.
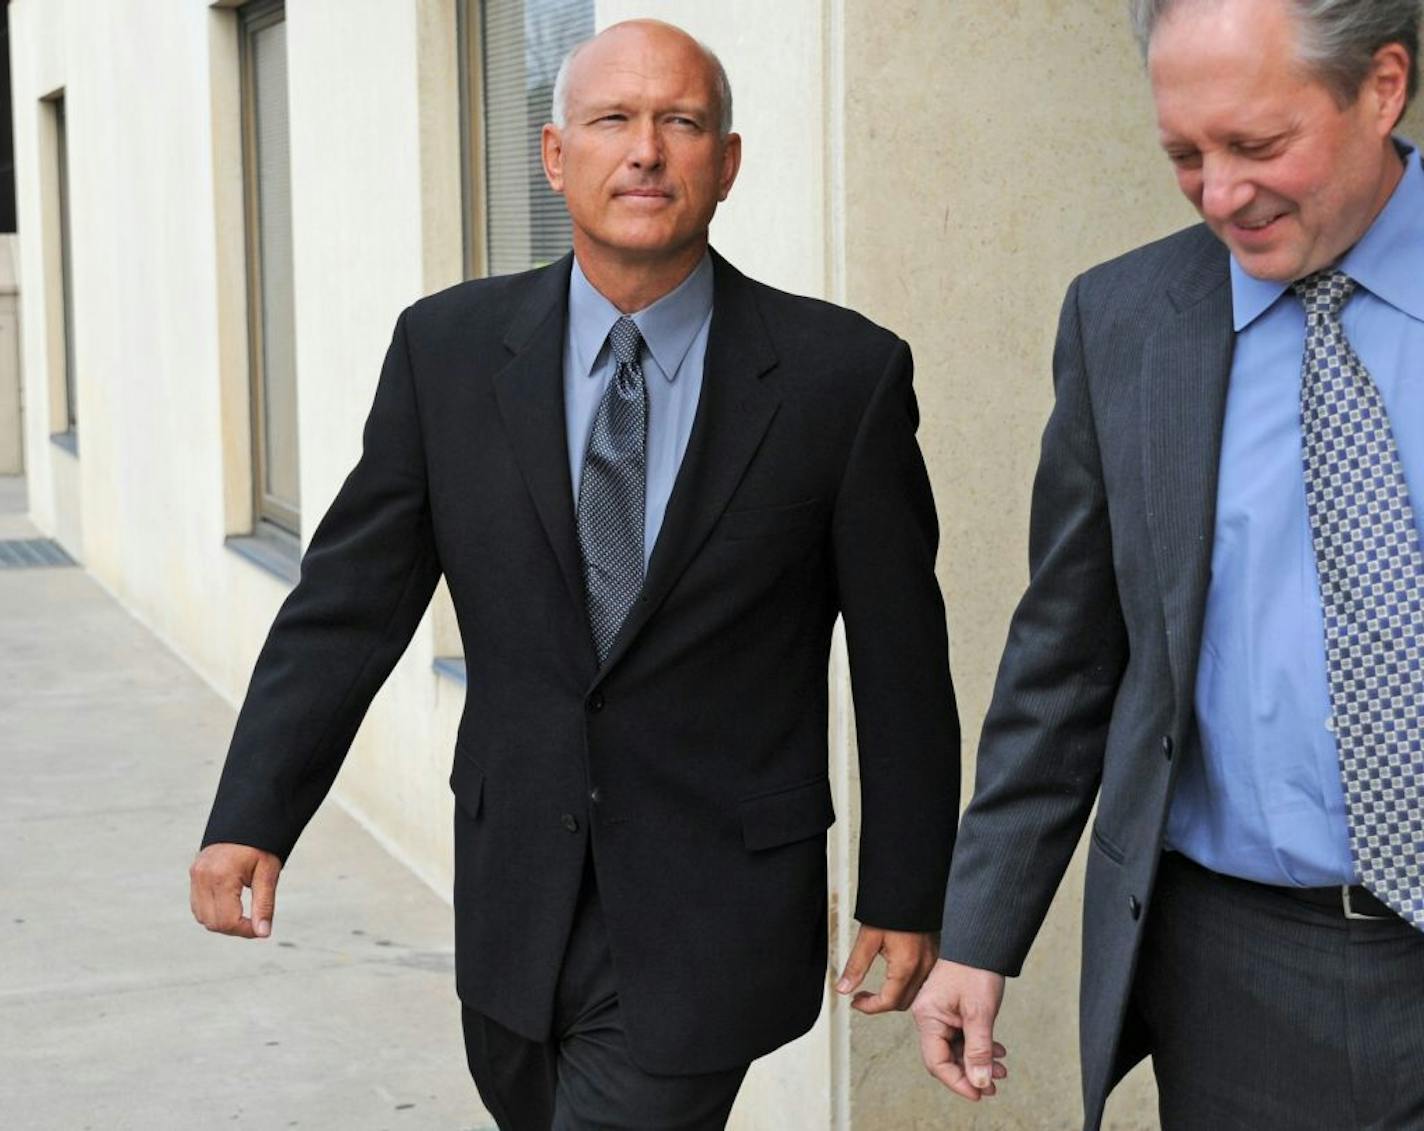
[{"xmin": 551, "ymin": 20, "xmax": 733, "ymax": 136}]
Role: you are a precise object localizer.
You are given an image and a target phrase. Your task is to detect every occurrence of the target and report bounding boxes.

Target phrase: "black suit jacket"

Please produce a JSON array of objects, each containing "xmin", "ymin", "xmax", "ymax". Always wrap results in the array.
[
  {"xmin": 940, "ymin": 224, "xmax": 1238, "ymax": 1128},
  {"xmin": 203, "ymin": 250, "xmax": 960, "ymax": 1074}
]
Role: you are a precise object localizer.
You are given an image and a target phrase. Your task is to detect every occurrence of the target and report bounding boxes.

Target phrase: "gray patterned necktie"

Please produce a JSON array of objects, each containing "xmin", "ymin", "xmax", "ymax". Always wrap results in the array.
[
  {"xmin": 1295, "ymin": 269, "xmax": 1424, "ymax": 931},
  {"xmin": 577, "ymin": 316, "xmax": 648, "ymax": 664}
]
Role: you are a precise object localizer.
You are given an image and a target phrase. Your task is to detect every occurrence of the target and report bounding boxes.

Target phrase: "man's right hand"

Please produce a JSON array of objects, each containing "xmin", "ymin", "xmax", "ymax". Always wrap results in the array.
[
  {"xmin": 910, "ymin": 958, "xmax": 1008, "ymax": 1101},
  {"xmin": 189, "ymin": 842, "xmax": 282, "ymax": 939}
]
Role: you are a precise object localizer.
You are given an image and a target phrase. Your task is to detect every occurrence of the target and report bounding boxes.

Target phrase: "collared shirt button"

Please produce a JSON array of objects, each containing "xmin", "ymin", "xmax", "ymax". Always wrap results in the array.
[
  {"xmin": 590, "ymin": 787, "xmax": 603, "ymax": 805},
  {"xmin": 561, "ymin": 813, "xmax": 579, "ymax": 833}
]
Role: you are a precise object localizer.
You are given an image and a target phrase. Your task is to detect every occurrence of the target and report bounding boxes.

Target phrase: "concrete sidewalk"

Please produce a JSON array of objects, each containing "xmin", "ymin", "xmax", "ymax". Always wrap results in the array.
[{"xmin": 0, "ymin": 478, "xmax": 492, "ymax": 1130}]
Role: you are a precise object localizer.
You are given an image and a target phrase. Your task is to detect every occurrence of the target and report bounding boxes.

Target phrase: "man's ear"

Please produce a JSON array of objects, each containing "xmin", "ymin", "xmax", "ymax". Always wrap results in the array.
[
  {"xmin": 718, "ymin": 132, "xmax": 743, "ymax": 202},
  {"xmin": 541, "ymin": 124, "xmax": 565, "ymax": 193},
  {"xmin": 1368, "ymin": 41, "xmax": 1411, "ymax": 133}
]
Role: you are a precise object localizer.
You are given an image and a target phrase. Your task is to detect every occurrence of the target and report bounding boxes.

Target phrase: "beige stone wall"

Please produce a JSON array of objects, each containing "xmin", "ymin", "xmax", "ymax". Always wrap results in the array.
[
  {"xmin": 835, "ymin": 14, "xmax": 1424, "ymax": 1131},
  {"xmin": 1403, "ymin": 101, "xmax": 1424, "ymax": 167},
  {"xmin": 838, "ymin": 3, "xmax": 1192, "ymax": 1128}
]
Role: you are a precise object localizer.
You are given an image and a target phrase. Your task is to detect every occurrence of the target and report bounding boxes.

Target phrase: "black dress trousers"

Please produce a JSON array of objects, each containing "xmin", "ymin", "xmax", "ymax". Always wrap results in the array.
[
  {"xmin": 462, "ymin": 854, "xmax": 749, "ymax": 1131},
  {"xmin": 1134, "ymin": 851, "xmax": 1424, "ymax": 1131}
]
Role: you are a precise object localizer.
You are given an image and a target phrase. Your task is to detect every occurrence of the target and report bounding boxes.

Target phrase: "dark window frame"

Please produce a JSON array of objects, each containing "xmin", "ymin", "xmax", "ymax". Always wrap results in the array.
[
  {"xmin": 239, "ymin": 0, "xmax": 299, "ymax": 537},
  {"xmin": 42, "ymin": 91, "xmax": 76, "ymax": 446},
  {"xmin": 456, "ymin": 0, "xmax": 488, "ymax": 281},
  {"xmin": 473, "ymin": 0, "xmax": 588, "ymax": 278}
]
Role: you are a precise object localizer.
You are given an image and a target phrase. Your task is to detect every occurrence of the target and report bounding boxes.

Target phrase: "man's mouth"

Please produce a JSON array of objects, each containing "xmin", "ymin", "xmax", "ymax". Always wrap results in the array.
[{"xmin": 1234, "ymin": 211, "xmax": 1287, "ymax": 232}]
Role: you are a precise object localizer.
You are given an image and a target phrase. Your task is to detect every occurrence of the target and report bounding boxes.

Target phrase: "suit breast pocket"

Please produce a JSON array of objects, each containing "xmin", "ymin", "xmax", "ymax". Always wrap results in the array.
[{"xmin": 718, "ymin": 499, "xmax": 823, "ymax": 542}]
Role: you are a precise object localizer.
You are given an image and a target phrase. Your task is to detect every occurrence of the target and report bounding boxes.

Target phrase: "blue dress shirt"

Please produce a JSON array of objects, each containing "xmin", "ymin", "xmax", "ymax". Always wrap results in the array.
[
  {"xmin": 1167, "ymin": 142, "xmax": 1424, "ymax": 887},
  {"xmin": 564, "ymin": 254, "xmax": 713, "ymax": 566}
]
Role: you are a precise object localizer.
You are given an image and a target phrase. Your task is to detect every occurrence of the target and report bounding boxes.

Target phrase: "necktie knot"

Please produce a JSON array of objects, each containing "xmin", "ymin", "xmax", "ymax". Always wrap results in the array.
[
  {"xmin": 609, "ymin": 317, "xmax": 643, "ymax": 367},
  {"xmin": 1292, "ymin": 269, "xmax": 1356, "ymax": 322}
]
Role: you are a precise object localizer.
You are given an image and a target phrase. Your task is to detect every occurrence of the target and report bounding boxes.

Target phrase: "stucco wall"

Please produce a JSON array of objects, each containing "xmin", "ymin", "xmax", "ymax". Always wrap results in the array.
[
  {"xmin": 11, "ymin": 0, "xmax": 78, "ymax": 549},
  {"xmin": 9, "ymin": 0, "xmax": 461, "ymax": 891},
  {"xmin": 0, "ymin": 237, "xmax": 22, "ymax": 475}
]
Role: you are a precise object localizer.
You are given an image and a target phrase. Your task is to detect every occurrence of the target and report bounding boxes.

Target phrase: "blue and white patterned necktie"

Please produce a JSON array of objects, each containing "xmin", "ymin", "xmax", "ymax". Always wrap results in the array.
[
  {"xmin": 1295, "ymin": 269, "xmax": 1424, "ymax": 931},
  {"xmin": 577, "ymin": 316, "xmax": 648, "ymax": 665}
]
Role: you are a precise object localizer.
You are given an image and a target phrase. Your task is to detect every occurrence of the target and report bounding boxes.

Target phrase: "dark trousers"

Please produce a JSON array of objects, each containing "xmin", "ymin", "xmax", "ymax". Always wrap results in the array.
[
  {"xmin": 1135, "ymin": 852, "xmax": 1424, "ymax": 1130},
  {"xmin": 462, "ymin": 859, "xmax": 748, "ymax": 1131}
]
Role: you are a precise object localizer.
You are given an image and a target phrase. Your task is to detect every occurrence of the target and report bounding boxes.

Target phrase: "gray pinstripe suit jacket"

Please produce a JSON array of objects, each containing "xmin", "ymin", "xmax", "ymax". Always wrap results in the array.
[{"xmin": 940, "ymin": 223, "xmax": 1234, "ymax": 1130}]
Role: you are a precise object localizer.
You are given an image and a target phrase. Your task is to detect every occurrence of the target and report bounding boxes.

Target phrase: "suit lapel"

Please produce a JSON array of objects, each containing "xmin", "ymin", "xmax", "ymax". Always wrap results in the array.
[
  {"xmin": 595, "ymin": 251, "xmax": 781, "ymax": 678},
  {"xmin": 490, "ymin": 255, "xmax": 588, "ymax": 623},
  {"xmin": 1140, "ymin": 233, "xmax": 1235, "ymax": 717}
]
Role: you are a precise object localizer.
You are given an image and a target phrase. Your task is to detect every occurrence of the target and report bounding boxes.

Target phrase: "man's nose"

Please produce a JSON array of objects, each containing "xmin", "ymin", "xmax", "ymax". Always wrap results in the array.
[
  {"xmin": 628, "ymin": 119, "xmax": 663, "ymax": 169},
  {"xmin": 1199, "ymin": 155, "xmax": 1252, "ymax": 223}
]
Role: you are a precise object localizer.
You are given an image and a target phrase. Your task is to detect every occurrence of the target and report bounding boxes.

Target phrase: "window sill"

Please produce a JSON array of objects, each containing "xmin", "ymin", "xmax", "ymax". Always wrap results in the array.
[
  {"xmin": 49, "ymin": 430, "xmax": 78, "ymax": 457},
  {"xmin": 225, "ymin": 522, "xmax": 301, "ymax": 586},
  {"xmin": 433, "ymin": 657, "xmax": 467, "ymax": 686}
]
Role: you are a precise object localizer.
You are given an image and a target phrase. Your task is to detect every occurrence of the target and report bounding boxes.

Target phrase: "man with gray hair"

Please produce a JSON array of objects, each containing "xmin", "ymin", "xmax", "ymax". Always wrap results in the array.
[
  {"xmin": 912, "ymin": 1, "xmax": 1424, "ymax": 1127},
  {"xmin": 192, "ymin": 17, "xmax": 960, "ymax": 1130}
]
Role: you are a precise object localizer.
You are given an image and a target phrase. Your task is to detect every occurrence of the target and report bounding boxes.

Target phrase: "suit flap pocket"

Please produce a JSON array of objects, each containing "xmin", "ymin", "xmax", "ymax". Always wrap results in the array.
[
  {"xmin": 719, "ymin": 499, "xmax": 821, "ymax": 541},
  {"xmin": 740, "ymin": 776, "xmax": 835, "ymax": 851},
  {"xmin": 449, "ymin": 746, "xmax": 486, "ymax": 819},
  {"xmin": 1090, "ymin": 823, "xmax": 1125, "ymax": 865}
]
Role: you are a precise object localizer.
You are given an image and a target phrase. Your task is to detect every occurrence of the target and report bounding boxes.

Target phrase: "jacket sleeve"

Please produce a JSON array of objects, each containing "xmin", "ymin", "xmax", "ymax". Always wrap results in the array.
[
  {"xmin": 201, "ymin": 309, "xmax": 442, "ymax": 862},
  {"xmin": 833, "ymin": 337, "xmax": 962, "ymax": 932},
  {"xmin": 938, "ymin": 276, "xmax": 1129, "ymax": 975}
]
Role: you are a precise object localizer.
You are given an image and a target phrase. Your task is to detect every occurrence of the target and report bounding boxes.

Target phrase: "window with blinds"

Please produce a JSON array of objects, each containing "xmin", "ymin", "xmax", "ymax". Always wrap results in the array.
[
  {"xmin": 240, "ymin": 0, "xmax": 299, "ymax": 536},
  {"xmin": 459, "ymin": 0, "xmax": 592, "ymax": 280}
]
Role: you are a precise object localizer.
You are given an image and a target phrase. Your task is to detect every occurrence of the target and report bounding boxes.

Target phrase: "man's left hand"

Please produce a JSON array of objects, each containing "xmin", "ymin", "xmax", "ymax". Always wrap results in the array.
[{"xmin": 834, "ymin": 924, "xmax": 939, "ymax": 1013}]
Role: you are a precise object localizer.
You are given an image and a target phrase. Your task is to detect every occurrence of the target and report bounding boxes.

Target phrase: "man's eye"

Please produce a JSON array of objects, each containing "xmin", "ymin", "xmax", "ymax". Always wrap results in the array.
[{"xmin": 1167, "ymin": 152, "xmax": 1201, "ymax": 170}]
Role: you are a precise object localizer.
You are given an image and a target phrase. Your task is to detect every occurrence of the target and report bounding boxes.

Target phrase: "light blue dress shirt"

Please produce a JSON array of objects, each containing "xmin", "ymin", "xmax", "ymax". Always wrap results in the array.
[
  {"xmin": 564, "ymin": 253, "xmax": 713, "ymax": 567},
  {"xmin": 1167, "ymin": 142, "xmax": 1424, "ymax": 887}
]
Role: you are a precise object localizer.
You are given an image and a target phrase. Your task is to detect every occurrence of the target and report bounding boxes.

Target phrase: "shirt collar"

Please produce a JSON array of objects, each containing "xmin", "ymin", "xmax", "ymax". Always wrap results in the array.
[
  {"xmin": 567, "ymin": 252, "xmax": 715, "ymax": 382},
  {"xmin": 1230, "ymin": 137, "xmax": 1424, "ymax": 331},
  {"xmin": 1339, "ymin": 138, "xmax": 1424, "ymax": 323}
]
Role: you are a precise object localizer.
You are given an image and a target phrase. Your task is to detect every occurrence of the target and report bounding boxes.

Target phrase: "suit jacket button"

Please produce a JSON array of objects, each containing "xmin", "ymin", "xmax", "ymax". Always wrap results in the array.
[
  {"xmin": 587, "ymin": 693, "xmax": 605, "ymax": 713},
  {"xmin": 590, "ymin": 787, "xmax": 603, "ymax": 805},
  {"xmin": 561, "ymin": 813, "xmax": 579, "ymax": 833},
  {"xmin": 1161, "ymin": 734, "xmax": 1174, "ymax": 760},
  {"xmin": 1128, "ymin": 895, "xmax": 1142, "ymax": 920}
]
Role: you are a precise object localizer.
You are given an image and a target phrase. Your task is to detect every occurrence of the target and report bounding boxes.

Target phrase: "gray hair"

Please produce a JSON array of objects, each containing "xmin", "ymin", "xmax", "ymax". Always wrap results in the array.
[
  {"xmin": 1129, "ymin": 0, "xmax": 1422, "ymax": 108},
  {"xmin": 550, "ymin": 28, "xmax": 734, "ymax": 137}
]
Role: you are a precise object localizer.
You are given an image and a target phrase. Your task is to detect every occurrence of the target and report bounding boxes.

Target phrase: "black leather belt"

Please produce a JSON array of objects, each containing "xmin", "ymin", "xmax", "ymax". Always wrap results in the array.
[
  {"xmin": 1282, "ymin": 881, "xmax": 1397, "ymax": 921},
  {"xmin": 1164, "ymin": 851, "xmax": 1399, "ymax": 921}
]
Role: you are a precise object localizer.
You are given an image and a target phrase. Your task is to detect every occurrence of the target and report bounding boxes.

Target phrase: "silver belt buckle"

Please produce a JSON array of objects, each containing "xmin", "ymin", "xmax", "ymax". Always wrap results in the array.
[{"xmin": 1342, "ymin": 885, "xmax": 1392, "ymax": 921}]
